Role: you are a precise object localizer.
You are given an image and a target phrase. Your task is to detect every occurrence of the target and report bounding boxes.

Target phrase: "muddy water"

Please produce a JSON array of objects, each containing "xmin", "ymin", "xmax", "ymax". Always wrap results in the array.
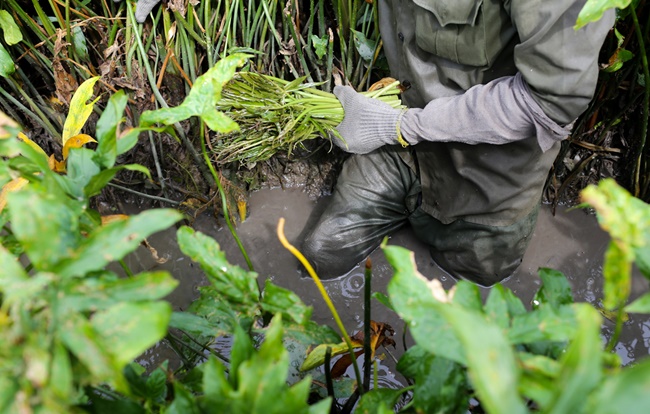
[{"xmin": 126, "ymin": 187, "xmax": 650, "ymax": 378}]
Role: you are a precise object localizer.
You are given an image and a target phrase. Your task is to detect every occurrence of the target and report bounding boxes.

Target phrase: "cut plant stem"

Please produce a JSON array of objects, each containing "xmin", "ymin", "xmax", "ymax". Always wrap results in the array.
[{"xmin": 212, "ymin": 72, "xmax": 404, "ymax": 164}]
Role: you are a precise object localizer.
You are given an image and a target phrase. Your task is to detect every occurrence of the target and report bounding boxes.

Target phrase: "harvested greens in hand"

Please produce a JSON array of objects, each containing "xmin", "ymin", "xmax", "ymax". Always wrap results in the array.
[{"xmin": 211, "ymin": 72, "xmax": 404, "ymax": 164}]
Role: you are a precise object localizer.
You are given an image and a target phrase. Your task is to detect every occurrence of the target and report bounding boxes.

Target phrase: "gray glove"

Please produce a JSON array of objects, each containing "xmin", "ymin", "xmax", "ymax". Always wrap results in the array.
[
  {"xmin": 333, "ymin": 86, "xmax": 410, "ymax": 154},
  {"xmin": 113, "ymin": 0, "xmax": 161, "ymax": 23}
]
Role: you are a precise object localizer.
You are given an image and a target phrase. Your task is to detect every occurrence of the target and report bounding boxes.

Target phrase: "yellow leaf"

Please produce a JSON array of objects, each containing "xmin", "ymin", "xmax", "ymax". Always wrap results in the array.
[
  {"xmin": 18, "ymin": 132, "xmax": 48, "ymax": 158},
  {"xmin": 48, "ymin": 154, "xmax": 66, "ymax": 173},
  {"xmin": 0, "ymin": 177, "xmax": 28, "ymax": 212},
  {"xmin": 62, "ymin": 133, "xmax": 97, "ymax": 160},
  {"xmin": 62, "ymin": 76, "xmax": 101, "ymax": 145},
  {"xmin": 100, "ymin": 214, "xmax": 129, "ymax": 225}
]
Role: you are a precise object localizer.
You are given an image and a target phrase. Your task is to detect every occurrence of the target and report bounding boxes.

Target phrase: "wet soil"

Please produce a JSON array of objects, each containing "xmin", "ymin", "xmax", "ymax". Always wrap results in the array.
[{"xmin": 123, "ymin": 184, "xmax": 649, "ymax": 382}]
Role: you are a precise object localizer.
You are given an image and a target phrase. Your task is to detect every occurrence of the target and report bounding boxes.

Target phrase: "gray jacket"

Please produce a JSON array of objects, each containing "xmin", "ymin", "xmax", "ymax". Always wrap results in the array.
[{"xmin": 379, "ymin": 0, "xmax": 615, "ymax": 225}]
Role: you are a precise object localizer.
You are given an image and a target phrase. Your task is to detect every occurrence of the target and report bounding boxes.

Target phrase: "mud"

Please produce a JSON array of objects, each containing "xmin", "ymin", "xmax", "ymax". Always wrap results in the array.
[{"xmin": 124, "ymin": 186, "xmax": 649, "ymax": 378}]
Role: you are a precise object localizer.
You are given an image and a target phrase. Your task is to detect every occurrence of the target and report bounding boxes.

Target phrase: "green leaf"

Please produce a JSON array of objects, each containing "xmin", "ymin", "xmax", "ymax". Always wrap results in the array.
[
  {"xmin": 0, "ymin": 244, "xmax": 27, "ymax": 292},
  {"xmin": 72, "ymin": 26, "xmax": 89, "ymax": 61},
  {"xmin": 201, "ymin": 356, "xmax": 231, "ymax": 399},
  {"xmin": 62, "ymin": 271, "xmax": 179, "ymax": 312},
  {"xmin": 397, "ymin": 345, "xmax": 468, "ymax": 413},
  {"xmin": 437, "ymin": 305, "xmax": 527, "ymax": 414},
  {"xmin": 508, "ymin": 305, "xmax": 577, "ymax": 344},
  {"xmin": 60, "ymin": 312, "xmax": 125, "ymax": 390},
  {"xmin": 7, "ymin": 188, "xmax": 80, "ymax": 271},
  {"xmin": 261, "ymin": 280, "xmax": 313, "ymax": 325},
  {"xmin": 66, "ymin": 147, "xmax": 101, "ymax": 198},
  {"xmin": 95, "ymin": 91, "xmax": 128, "ymax": 169},
  {"xmin": 91, "ymin": 301, "xmax": 171, "ymax": 368},
  {"xmin": 485, "ymin": 284, "xmax": 510, "ymax": 329},
  {"xmin": 534, "ymin": 268, "xmax": 574, "ymax": 309},
  {"xmin": 371, "ymin": 291, "xmax": 393, "ymax": 311},
  {"xmin": 0, "ymin": 376, "xmax": 18, "ymax": 414},
  {"xmin": 452, "ymin": 281, "xmax": 483, "ymax": 312},
  {"xmin": 168, "ymin": 311, "xmax": 225, "ymax": 337},
  {"xmin": 625, "ymin": 292, "xmax": 650, "ymax": 313},
  {"xmin": 384, "ymin": 245, "xmax": 527, "ymax": 413},
  {"xmin": 587, "ymin": 358, "xmax": 650, "ymax": 414},
  {"xmin": 0, "ymin": 10, "xmax": 22, "ymax": 44},
  {"xmin": 384, "ymin": 245, "xmax": 465, "ymax": 364},
  {"xmin": 0, "ymin": 37, "xmax": 14, "ymax": 78},
  {"xmin": 166, "ymin": 383, "xmax": 200, "ymax": 414},
  {"xmin": 543, "ymin": 304, "xmax": 603, "ymax": 414},
  {"xmin": 603, "ymin": 241, "xmax": 632, "ymax": 310},
  {"xmin": 140, "ymin": 54, "xmax": 249, "ymax": 132},
  {"xmin": 177, "ymin": 226, "xmax": 259, "ymax": 312},
  {"xmin": 56, "ymin": 209, "xmax": 182, "ymax": 278},
  {"xmin": 84, "ymin": 163, "xmax": 151, "ymax": 197},
  {"xmin": 575, "ymin": 0, "xmax": 631, "ymax": 30},
  {"xmin": 352, "ymin": 29, "xmax": 376, "ymax": 62},
  {"xmin": 310, "ymin": 34, "xmax": 328, "ymax": 60},
  {"xmin": 581, "ymin": 179, "xmax": 650, "ymax": 308},
  {"xmin": 356, "ymin": 388, "xmax": 404, "ymax": 413},
  {"xmin": 229, "ymin": 324, "xmax": 254, "ymax": 388},
  {"xmin": 50, "ymin": 340, "xmax": 73, "ymax": 400},
  {"xmin": 518, "ymin": 352, "xmax": 562, "ymax": 407}
]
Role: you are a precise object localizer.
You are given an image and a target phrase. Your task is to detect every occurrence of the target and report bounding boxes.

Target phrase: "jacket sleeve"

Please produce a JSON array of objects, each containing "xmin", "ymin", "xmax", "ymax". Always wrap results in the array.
[
  {"xmin": 510, "ymin": 0, "xmax": 614, "ymax": 124},
  {"xmin": 400, "ymin": 0, "xmax": 614, "ymax": 151}
]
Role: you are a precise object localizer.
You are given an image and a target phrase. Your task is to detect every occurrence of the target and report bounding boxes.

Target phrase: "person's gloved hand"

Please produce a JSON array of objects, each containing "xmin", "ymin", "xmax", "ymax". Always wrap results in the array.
[
  {"xmin": 113, "ymin": 0, "xmax": 161, "ymax": 23},
  {"xmin": 333, "ymin": 85, "xmax": 410, "ymax": 154}
]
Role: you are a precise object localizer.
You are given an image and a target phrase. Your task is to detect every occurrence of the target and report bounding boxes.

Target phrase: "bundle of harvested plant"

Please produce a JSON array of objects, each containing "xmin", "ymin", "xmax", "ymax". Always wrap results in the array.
[{"xmin": 211, "ymin": 72, "xmax": 404, "ymax": 164}]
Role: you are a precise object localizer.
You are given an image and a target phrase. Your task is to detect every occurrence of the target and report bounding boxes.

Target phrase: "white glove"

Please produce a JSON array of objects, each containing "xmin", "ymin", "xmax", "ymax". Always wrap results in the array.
[{"xmin": 114, "ymin": 0, "xmax": 161, "ymax": 23}]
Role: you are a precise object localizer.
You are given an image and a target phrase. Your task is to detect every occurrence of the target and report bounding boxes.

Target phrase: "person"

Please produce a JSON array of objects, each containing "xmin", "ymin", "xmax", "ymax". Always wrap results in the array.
[{"xmin": 301, "ymin": 1, "xmax": 615, "ymax": 286}]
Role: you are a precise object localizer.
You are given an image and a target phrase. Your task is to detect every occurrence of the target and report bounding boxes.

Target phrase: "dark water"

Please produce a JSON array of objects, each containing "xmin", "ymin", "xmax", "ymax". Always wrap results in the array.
[{"xmin": 124, "ymin": 187, "xmax": 650, "ymax": 381}]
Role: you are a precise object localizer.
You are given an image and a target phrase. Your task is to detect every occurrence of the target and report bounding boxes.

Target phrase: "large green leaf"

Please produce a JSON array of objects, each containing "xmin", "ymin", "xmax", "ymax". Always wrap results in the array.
[
  {"xmin": 62, "ymin": 271, "xmax": 179, "ymax": 312},
  {"xmin": 542, "ymin": 304, "xmax": 603, "ymax": 414},
  {"xmin": 59, "ymin": 312, "xmax": 126, "ymax": 390},
  {"xmin": 587, "ymin": 358, "xmax": 650, "ymax": 414},
  {"xmin": 451, "ymin": 281, "xmax": 483, "ymax": 312},
  {"xmin": 140, "ymin": 54, "xmax": 249, "ymax": 132},
  {"xmin": 56, "ymin": 209, "xmax": 182, "ymax": 278},
  {"xmin": 385, "ymin": 245, "xmax": 465, "ymax": 364},
  {"xmin": 385, "ymin": 245, "xmax": 527, "ymax": 414},
  {"xmin": 91, "ymin": 301, "xmax": 171, "ymax": 368},
  {"xmin": 7, "ymin": 188, "xmax": 80, "ymax": 271}
]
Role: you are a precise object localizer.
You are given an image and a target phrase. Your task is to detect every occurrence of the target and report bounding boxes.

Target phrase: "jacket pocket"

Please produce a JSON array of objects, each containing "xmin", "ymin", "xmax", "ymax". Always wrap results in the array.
[{"xmin": 413, "ymin": 0, "xmax": 509, "ymax": 67}]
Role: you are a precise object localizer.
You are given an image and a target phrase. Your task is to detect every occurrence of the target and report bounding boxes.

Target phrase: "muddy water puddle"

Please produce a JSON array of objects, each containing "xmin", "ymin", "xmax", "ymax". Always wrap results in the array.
[{"xmin": 124, "ymin": 187, "xmax": 650, "ymax": 380}]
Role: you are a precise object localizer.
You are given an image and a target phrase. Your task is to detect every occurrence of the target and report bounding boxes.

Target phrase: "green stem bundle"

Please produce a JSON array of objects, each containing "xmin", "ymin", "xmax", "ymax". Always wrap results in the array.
[{"xmin": 211, "ymin": 72, "xmax": 404, "ymax": 164}]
